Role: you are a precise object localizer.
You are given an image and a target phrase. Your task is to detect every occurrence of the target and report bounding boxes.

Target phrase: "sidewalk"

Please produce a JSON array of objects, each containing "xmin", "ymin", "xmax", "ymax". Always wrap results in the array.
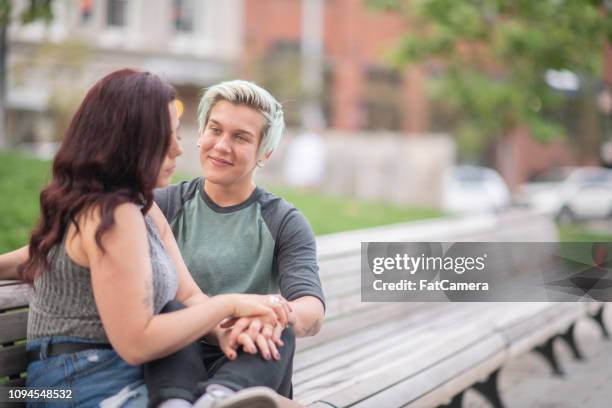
[{"xmin": 465, "ymin": 308, "xmax": 612, "ymax": 408}]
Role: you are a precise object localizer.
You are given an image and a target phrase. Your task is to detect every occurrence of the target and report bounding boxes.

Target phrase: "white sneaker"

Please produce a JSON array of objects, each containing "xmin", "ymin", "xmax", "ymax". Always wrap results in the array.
[
  {"xmin": 158, "ymin": 399, "xmax": 193, "ymax": 408},
  {"xmin": 193, "ymin": 385, "xmax": 279, "ymax": 408}
]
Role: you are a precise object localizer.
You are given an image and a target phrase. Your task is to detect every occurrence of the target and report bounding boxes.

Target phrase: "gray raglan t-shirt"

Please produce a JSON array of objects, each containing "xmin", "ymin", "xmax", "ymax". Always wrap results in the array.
[{"xmin": 154, "ymin": 177, "xmax": 325, "ymax": 307}]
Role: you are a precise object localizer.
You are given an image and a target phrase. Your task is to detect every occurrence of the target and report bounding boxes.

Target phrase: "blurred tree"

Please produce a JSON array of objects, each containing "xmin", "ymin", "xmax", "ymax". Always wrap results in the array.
[
  {"xmin": 12, "ymin": 38, "xmax": 90, "ymax": 144},
  {"xmin": 369, "ymin": 0, "xmax": 612, "ymax": 161},
  {"xmin": 0, "ymin": 0, "xmax": 54, "ymax": 149},
  {"xmin": 254, "ymin": 40, "xmax": 332, "ymax": 129}
]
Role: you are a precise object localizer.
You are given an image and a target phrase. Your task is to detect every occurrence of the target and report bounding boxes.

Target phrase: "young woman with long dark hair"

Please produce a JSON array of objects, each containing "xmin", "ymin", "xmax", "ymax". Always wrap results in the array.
[{"xmin": 1, "ymin": 69, "xmax": 288, "ymax": 407}]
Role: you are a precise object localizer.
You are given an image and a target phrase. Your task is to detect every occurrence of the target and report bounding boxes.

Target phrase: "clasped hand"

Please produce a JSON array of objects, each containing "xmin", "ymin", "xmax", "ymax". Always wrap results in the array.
[{"xmin": 217, "ymin": 295, "xmax": 295, "ymax": 361}]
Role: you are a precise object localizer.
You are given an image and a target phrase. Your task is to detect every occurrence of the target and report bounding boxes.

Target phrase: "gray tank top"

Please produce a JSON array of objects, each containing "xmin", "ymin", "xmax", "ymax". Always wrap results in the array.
[{"xmin": 27, "ymin": 215, "xmax": 178, "ymax": 341}]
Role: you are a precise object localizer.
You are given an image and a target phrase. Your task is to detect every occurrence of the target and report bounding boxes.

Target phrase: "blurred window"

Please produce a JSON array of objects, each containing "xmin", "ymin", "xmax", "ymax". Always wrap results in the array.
[
  {"xmin": 80, "ymin": 0, "xmax": 94, "ymax": 22},
  {"xmin": 107, "ymin": 0, "xmax": 127, "ymax": 27},
  {"xmin": 363, "ymin": 66, "xmax": 403, "ymax": 131},
  {"xmin": 259, "ymin": 40, "xmax": 308, "ymax": 127},
  {"xmin": 172, "ymin": 0, "xmax": 194, "ymax": 33}
]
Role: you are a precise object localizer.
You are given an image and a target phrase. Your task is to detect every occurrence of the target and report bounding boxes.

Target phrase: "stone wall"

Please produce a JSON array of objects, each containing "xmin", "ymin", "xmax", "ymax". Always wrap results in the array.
[{"xmin": 256, "ymin": 131, "xmax": 455, "ymax": 208}]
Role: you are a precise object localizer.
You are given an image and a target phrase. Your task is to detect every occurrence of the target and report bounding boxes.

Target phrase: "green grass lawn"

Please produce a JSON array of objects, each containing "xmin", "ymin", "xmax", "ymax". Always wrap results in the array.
[
  {"xmin": 0, "ymin": 151, "xmax": 52, "ymax": 253},
  {"xmin": 263, "ymin": 186, "xmax": 443, "ymax": 236}
]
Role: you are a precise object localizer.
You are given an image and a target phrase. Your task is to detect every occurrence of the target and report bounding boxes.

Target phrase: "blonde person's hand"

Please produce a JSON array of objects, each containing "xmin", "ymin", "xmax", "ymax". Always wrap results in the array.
[
  {"xmin": 220, "ymin": 317, "xmax": 285, "ymax": 361},
  {"xmin": 259, "ymin": 294, "xmax": 293, "ymax": 327}
]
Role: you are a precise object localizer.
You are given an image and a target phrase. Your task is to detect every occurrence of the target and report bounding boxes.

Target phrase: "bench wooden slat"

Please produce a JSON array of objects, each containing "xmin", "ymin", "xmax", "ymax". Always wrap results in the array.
[
  {"xmin": 0, "ymin": 280, "xmax": 22, "ymax": 287},
  {"xmin": 318, "ymin": 254, "xmax": 361, "ymax": 279},
  {"xmin": 0, "ymin": 283, "xmax": 32, "ymax": 310},
  {"xmin": 319, "ymin": 272, "xmax": 360, "ymax": 300},
  {"xmin": 0, "ymin": 309, "xmax": 28, "ymax": 344},
  {"xmin": 296, "ymin": 323, "xmax": 506, "ymax": 405},
  {"xmin": 295, "ymin": 301, "xmax": 587, "ymax": 405},
  {"xmin": 323, "ymin": 293, "xmax": 372, "ymax": 321},
  {"xmin": 499, "ymin": 303, "xmax": 585, "ymax": 357},
  {"xmin": 352, "ymin": 343, "xmax": 506, "ymax": 408},
  {"xmin": 296, "ymin": 302, "xmax": 432, "ymax": 355},
  {"xmin": 0, "ymin": 344, "xmax": 27, "ymax": 378},
  {"xmin": 294, "ymin": 303, "xmax": 513, "ymax": 391},
  {"xmin": 294, "ymin": 304, "xmax": 475, "ymax": 379}
]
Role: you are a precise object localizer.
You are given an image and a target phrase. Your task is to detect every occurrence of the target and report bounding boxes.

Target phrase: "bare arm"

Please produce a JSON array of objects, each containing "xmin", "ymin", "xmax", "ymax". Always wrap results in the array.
[
  {"xmin": 84, "ymin": 203, "xmax": 278, "ymax": 366},
  {"xmin": 0, "ymin": 246, "xmax": 28, "ymax": 280},
  {"xmin": 288, "ymin": 296, "xmax": 325, "ymax": 337},
  {"xmin": 148, "ymin": 203, "xmax": 226, "ymax": 345}
]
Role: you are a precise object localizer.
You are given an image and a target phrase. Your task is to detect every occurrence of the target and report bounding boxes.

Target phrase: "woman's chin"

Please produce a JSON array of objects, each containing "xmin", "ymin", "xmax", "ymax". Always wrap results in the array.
[{"xmin": 155, "ymin": 176, "xmax": 172, "ymax": 189}]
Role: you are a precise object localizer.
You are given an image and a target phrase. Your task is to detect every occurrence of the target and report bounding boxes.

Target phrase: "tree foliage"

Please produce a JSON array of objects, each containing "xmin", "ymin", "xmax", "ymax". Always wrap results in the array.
[
  {"xmin": 0, "ymin": 0, "xmax": 54, "ymax": 148},
  {"xmin": 0, "ymin": 0, "xmax": 53, "ymax": 26},
  {"xmin": 370, "ymin": 0, "xmax": 612, "ymax": 158}
]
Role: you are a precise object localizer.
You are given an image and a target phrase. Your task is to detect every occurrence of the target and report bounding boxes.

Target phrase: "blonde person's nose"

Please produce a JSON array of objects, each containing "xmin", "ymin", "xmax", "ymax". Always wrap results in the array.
[{"xmin": 214, "ymin": 133, "xmax": 232, "ymax": 153}]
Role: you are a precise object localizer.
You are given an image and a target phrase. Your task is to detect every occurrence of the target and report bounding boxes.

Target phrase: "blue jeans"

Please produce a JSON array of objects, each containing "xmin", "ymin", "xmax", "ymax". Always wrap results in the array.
[{"xmin": 26, "ymin": 336, "xmax": 148, "ymax": 407}]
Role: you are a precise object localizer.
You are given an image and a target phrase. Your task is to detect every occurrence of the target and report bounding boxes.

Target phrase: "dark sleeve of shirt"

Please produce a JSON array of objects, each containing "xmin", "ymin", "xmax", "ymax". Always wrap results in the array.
[
  {"xmin": 153, "ymin": 177, "xmax": 201, "ymax": 223},
  {"xmin": 275, "ymin": 208, "xmax": 326, "ymax": 311}
]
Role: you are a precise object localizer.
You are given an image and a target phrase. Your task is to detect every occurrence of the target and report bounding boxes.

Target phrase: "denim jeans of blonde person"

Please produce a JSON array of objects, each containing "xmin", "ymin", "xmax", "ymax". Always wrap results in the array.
[{"xmin": 26, "ymin": 336, "xmax": 148, "ymax": 408}]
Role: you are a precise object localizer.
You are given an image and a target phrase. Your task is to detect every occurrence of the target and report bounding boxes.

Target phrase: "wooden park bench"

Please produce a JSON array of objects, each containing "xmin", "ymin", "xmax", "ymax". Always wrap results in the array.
[
  {"xmin": 1, "ymin": 210, "xmax": 609, "ymax": 408},
  {"xmin": 293, "ymin": 210, "xmax": 609, "ymax": 407}
]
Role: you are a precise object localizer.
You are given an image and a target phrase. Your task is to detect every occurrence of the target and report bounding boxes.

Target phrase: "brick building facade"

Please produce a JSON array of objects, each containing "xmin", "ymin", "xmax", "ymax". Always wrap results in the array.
[
  {"xmin": 242, "ymin": 0, "xmax": 429, "ymax": 134},
  {"xmin": 242, "ymin": 0, "xmax": 612, "ymax": 188}
]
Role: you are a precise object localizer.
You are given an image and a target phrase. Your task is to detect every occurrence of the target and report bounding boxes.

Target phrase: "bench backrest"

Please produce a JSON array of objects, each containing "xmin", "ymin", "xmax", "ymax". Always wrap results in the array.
[{"xmin": 0, "ymin": 280, "xmax": 31, "ymax": 386}]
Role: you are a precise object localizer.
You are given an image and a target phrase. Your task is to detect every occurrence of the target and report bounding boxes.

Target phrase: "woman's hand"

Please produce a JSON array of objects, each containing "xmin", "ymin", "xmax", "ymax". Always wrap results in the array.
[
  {"xmin": 226, "ymin": 294, "xmax": 291, "ymax": 327},
  {"xmin": 214, "ymin": 294, "xmax": 294, "ymax": 361}
]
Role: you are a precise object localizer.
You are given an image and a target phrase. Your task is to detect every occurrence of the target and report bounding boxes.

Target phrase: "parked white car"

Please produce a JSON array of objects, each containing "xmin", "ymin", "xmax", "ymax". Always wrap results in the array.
[
  {"xmin": 518, "ymin": 166, "xmax": 612, "ymax": 222},
  {"xmin": 441, "ymin": 165, "xmax": 511, "ymax": 214}
]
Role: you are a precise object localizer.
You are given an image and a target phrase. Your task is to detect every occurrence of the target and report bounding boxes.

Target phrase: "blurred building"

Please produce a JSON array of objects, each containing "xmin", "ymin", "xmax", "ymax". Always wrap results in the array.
[
  {"xmin": 241, "ymin": 0, "xmax": 429, "ymax": 134},
  {"xmin": 241, "ymin": 0, "xmax": 612, "ymax": 190},
  {"xmin": 7, "ymin": 0, "xmax": 612, "ymax": 193},
  {"xmin": 7, "ymin": 0, "xmax": 242, "ymax": 146}
]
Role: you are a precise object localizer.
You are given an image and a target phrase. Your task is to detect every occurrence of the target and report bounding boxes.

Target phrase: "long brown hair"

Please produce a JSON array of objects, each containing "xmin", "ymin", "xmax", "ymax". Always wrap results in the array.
[{"xmin": 20, "ymin": 69, "xmax": 176, "ymax": 282}]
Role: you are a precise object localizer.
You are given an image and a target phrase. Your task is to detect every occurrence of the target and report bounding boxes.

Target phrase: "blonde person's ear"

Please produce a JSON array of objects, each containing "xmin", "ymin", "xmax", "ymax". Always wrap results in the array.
[
  {"xmin": 256, "ymin": 151, "xmax": 273, "ymax": 168},
  {"xmin": 197, "ymin": 134, "xmax": 204, "ymax": 148}
]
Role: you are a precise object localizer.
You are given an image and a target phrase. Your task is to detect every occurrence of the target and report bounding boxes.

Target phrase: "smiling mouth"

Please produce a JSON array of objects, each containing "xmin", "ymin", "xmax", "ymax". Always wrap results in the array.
[{"xmin": 209, "ymin": 156, "xmax": 233, "ymax": 166}]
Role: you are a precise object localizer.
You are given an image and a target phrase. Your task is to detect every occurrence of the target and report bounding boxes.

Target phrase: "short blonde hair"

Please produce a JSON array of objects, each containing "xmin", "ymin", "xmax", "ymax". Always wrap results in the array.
[{"xmin": 198, "ymin": 80, "xmax": 285, "ymax": 160}]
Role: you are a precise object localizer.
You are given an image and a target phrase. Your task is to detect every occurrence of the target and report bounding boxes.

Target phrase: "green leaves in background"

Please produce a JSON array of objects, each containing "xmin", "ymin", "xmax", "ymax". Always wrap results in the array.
[{"xmin": 369, "ymin": 0, "xmax": 611, "ymax": 159}]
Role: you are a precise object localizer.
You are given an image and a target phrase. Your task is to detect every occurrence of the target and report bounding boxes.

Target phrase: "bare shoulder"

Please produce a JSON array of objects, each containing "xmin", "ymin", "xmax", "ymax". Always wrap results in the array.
[
  {"xmin": 147, "ymin": 202, "xmax": 171, "ymax": 238},
  {"xmin": 78, "ymin": 202, "xmax": 146, "ymax": 251}
]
